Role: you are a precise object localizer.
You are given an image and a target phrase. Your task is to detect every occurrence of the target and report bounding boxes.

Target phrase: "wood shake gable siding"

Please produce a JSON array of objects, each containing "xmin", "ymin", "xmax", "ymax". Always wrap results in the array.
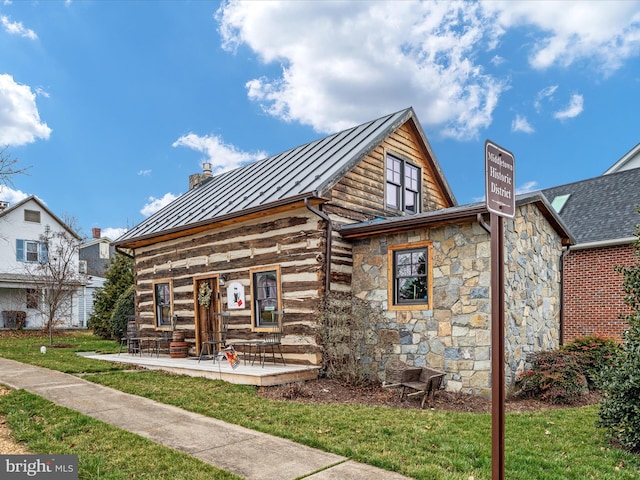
[{"xmin": 133, "ymin": 209, "xmax": 325, "ymax": 365}]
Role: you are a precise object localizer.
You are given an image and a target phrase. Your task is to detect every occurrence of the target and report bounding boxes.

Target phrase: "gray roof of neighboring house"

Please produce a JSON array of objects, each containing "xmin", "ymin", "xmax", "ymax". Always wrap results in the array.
[
  {"xmin": 115, "ymin": 107, "xmax": 456, "ymax": 246},
  {"xmin": 542, "ymin": 167, "xmax": 640, "ymax": 245}
]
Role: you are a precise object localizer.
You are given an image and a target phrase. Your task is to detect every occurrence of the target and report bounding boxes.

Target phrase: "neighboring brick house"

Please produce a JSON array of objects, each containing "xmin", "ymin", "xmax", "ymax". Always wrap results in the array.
[
  {"xmin": 543, "ymin": 161, "xmax": 640, "ymax": 343},
  {"xmin": 115, "ymin": 107, "xmax": 572, "ymax": 396}
]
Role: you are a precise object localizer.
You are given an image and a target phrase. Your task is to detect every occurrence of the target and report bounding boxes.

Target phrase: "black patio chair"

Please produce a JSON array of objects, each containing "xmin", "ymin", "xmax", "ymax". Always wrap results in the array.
[{"xmin": 252, "ymin": 310, "xmax": 286, "ymax": 367}]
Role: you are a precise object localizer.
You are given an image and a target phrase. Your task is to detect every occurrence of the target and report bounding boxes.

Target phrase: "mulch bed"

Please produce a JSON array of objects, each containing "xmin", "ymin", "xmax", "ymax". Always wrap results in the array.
[{"xmin": 256, "ymin": 377, "xmax": 601, "ymax": 413}]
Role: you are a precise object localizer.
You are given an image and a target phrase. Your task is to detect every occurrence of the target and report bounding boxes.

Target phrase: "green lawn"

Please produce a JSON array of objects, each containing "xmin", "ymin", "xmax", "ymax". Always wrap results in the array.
[{"xmin": 1, "ymin": 331, "xmax": 638, "ymax": 480}]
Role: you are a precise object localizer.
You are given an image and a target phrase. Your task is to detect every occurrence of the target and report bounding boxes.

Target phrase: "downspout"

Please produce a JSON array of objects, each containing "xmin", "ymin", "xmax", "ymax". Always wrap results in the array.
[
  {"xmin": 477, "ymin": 213, "xmax": 491, "ymax": 235},
  {"xmin": 305, "ymin": 199, "xmax": 333, "ymax": 293},
  {"xmin": 559, "ymin": 246, "xmax": 570, "ymax": 346}
]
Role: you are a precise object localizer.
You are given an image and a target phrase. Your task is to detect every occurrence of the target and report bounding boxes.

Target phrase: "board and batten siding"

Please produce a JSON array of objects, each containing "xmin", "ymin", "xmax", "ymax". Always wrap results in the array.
[
  {"xmin": 131, "ymin": 208, "xmax": 342, "ymax": 365},
  {"xmin": 328, "ymin": 123, "xmax": 451, "ymax": 220}
]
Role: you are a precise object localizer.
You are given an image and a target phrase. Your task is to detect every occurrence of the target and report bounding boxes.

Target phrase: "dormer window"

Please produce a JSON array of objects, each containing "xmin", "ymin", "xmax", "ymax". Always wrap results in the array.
[{"xmin": 386, "ymin": 154, "xmax": 421, "ymax": 213}]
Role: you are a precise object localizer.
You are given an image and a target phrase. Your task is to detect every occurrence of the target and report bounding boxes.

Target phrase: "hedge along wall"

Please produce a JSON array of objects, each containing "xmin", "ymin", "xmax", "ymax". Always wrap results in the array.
[
  {"xmin": 350, "ymin": 202, "xmax": 564, "ymax": 398},
  {"xmin": 562, "ymin": 243, "xmax": 636, "ymax": 342}
]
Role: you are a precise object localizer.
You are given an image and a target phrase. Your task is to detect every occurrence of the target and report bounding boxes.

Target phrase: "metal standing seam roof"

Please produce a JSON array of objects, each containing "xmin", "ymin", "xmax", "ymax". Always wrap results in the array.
[
  {"xmin": 115, "ymin": 107, "xmax": 453, "ymax": 245},
  {"xmin": 542, "ymin": 167, "xmax": 640, "ymax": 245}
]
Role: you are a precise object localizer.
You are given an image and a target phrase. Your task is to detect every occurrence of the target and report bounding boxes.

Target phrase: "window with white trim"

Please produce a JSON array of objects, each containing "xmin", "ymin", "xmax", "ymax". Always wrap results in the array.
[
  {"xmin": 16, "ymin": 239, "xmax": 48, "ymax": 263},
  {"xmin": 386, "ymin": 154, "xmax": 421, "ymax": 213}
]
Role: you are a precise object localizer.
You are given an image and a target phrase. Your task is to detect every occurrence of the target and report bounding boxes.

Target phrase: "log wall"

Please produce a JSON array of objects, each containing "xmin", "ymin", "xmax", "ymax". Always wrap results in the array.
[{"xmin": 132, "ymin": 208, "xmax": 352, "ymax": 365}]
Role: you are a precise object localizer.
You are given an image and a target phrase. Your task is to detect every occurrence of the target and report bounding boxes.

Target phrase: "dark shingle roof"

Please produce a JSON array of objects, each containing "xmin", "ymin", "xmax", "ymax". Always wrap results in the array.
[
  {"xmin": 542, "ymin": 168, "xmax": 640, "ymax": 245},
  {"xmin": 116, "ymin": 107, "xmax": 455, "ymax": 246}
]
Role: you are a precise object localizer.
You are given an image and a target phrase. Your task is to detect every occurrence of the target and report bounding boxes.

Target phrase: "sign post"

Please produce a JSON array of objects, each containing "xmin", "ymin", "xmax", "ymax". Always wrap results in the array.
[{"xmin": 485, "ymin": 140, "xmax": 515, "ymax": 480}]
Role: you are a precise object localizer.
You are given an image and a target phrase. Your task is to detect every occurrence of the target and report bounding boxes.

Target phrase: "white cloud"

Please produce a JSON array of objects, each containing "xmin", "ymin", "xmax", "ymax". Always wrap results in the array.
[
  {"xmin": 0, "ymin": 15, "xmax": 37, "ymax": 40},
  {"xmin": 217, "ymin": 1, "xmax": 507, "ymax": 140},
  {"xmin": 140, "ymin": 193, "xmax": 178, "ymax": 217},
  {"xmin": 484, "ymin": 1, "xmax": 640, "ymax": 74},
  {"xmin": 215, "ymin": 1, "xmax": 640, "ymax": 140},
  {"xmin": 0, "ymin": 74, "xmax": 52, "ymax": 146},
  {"xmin": 101, "ymin": 227, "xmax": 127, "ymax": 242},
  {"xmin": 554, "ymin": 94, "xmax": 584, "ymax": 120},
  {"xmin": 516, "ymin": 181, "xmax": 538, "ymax": 195},
  {"xmin": 511, "ymin": 114, "xmax": 534, "ymax": 134},
  {"xmin": 534, "ymin": 85, "xmax": 558, "ymax": 113},
  {"xmin": 172, "ymin": 133, "xmax": 267, "ymax": 174},
  {"xmin": 137, "ymin": 169, "xmax": 151, "ymax": 176},
  {"xmin": 0, "ymin": 185, "xmax": 28, "ymax": 204}
]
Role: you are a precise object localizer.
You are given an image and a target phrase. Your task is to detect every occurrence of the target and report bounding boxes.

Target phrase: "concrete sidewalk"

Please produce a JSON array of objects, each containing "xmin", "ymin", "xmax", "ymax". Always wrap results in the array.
[{"xmin": 0, "ymin": 357, "xmax": 411, "ymax": 480}]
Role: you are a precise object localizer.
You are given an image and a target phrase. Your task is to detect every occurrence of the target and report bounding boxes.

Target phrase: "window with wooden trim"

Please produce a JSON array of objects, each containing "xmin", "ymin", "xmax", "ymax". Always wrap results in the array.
[
  {"xmin": 250, "ymin": 266, "xmax": 281, "ymax": 329},
  {"xmin": 24, "ymin": 209, "xmax": 41, "ymax": 223},
  {"xmin": 385, "ymin": 154, "xmax": 421, "ymax": 213},
  {"xmin": 389, "ymin": 242, "xmax": 432, "ymax": 308},
  {"xmin": 153, "ymin": 280, "xmax": 173, "ymax": 328}
]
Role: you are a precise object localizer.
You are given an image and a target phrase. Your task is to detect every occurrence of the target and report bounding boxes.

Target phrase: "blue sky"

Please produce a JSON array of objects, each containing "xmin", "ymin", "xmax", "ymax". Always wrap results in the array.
[{"xmin": 1, "ymin": 0, "xmax": 639, "ymax": 241}]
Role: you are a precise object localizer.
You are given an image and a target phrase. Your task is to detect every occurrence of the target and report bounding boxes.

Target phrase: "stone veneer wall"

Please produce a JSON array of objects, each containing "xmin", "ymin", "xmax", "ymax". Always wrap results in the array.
[
  {"xmin": 350, "ymin": 203, "xmax": 563, "ymax": 397},
  {"xmin": 503, "ymin": 203, "xmax": 563, "ymax": 387}
]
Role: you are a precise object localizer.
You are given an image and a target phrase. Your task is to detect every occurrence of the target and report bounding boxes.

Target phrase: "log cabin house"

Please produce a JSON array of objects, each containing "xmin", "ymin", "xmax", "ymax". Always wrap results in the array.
[{"xmin": 114, "ymin": 107, "xmax": 573, "ymax": 396}]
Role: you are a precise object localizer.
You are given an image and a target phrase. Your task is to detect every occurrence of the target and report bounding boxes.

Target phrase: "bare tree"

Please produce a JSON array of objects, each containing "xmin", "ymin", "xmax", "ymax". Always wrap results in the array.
[
  {"xmin": 0, "ymin": 146, "xmax": 29, "ymax": 186},
  {"xmin": 23, "ymin": 216, "xmax": 86, "ymax": 345}
]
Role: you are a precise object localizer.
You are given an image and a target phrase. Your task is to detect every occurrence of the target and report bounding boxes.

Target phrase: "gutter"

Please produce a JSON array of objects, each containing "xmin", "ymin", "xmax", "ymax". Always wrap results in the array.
[
  {"xmin": 568, "ymin": 236, "xmax": 637, "ymax": 251},
  {"xmin": 305, "ymin": 198, "xmax": 333, "ymax": 293},
  {"xmin": 115, "ymin": 246, "xmax": 134, "ymax": 259}
]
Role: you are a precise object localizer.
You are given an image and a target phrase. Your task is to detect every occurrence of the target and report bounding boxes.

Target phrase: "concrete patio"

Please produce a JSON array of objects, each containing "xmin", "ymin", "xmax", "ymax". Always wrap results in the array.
[{"xmin": 83, "ymin": 351, "xmax": 320, "ymax": 386}]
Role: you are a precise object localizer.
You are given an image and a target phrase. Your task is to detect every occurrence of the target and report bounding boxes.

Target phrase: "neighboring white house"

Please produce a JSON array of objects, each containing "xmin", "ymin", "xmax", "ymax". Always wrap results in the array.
[{"xmin": 0, "ymin": 196, "xmax": 85, "ymax": 329}]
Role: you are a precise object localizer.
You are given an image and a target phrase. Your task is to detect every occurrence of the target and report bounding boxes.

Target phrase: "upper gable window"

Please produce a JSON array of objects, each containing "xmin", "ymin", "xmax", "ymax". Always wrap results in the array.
[
  {"xmin": 24, "ymin": 209, "xmax": 41, "ymax": 223},
  {"xmin": 386, "ymin": 154, "xmax": 421, "ymax": 213}
]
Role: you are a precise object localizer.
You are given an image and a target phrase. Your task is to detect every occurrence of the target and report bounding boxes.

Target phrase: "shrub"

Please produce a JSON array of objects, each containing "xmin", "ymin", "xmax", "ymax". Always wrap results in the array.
[
  {"xmin": 597, "ymin": 228, "xmax": 640, "ymax": 452},
  {"xmin": 109, "ymin": 285, "xmax": 135, "ymax": 340},
  {"xmin": 89, "ymin": 254, "xmax": 134, "ymax": 339},
  {"xmin": 515, "ymin": 350, "xmax": 588, "ymax": 404},
  {"xmin": 562, "ymin": 335, "xmax": 621, "ymax": 390},
  {"xmin": 316, "ymin": 292, "xmax": 383, "ymax": 386},
  {"xmin": 597, "ymin": 328, "xmax": 640, "ymax": 453}
]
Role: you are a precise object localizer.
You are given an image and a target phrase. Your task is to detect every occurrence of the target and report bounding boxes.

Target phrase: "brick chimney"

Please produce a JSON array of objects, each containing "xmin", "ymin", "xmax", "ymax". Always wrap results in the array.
[{"xmin": 92, "ymin": 227, "xmax": 101, "ymax": 239}]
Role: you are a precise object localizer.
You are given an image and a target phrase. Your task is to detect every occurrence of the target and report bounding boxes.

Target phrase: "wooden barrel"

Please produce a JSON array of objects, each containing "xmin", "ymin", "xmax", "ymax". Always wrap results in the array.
[
  {"xmin": 172, "ymin": 330, "xmax": 185, "ymax": 342},
  {"xmin": 169, "ymin": 341, "xmax": 188, "ymax": 358}
]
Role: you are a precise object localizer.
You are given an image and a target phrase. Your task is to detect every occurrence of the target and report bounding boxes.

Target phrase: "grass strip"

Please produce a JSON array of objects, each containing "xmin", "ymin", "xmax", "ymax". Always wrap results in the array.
[{"xmin": 0, "ymin": 389, "xmax": 240, "ymax": 480}]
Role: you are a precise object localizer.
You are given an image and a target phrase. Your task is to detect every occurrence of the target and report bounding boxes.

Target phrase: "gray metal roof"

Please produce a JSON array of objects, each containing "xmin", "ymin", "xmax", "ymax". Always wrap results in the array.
[
  {"xmin": 116, "ymin": 107, "xmax": 453, "ymax": 245},
  {"xmin": 542, "ymin": 167, "xmax": 640, "ymax": 245}
]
